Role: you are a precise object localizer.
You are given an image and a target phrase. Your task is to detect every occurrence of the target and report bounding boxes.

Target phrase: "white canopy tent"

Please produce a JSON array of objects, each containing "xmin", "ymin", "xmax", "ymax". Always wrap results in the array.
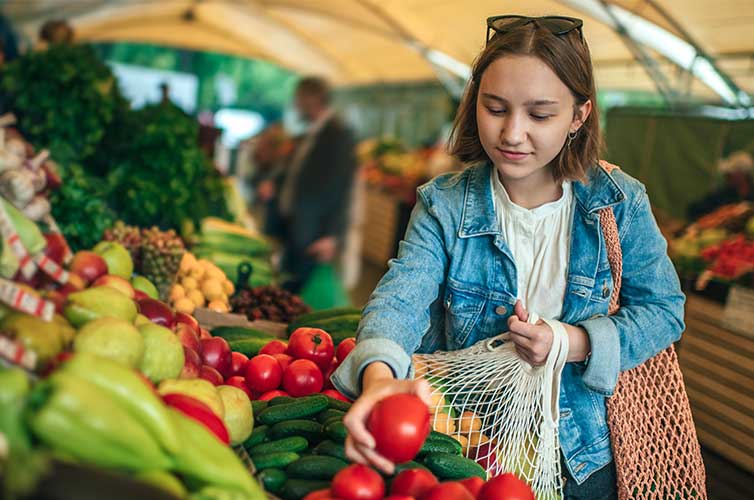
[{"xmin": 4, "ymin": 0, "xmax": 754, "ymax": 106}]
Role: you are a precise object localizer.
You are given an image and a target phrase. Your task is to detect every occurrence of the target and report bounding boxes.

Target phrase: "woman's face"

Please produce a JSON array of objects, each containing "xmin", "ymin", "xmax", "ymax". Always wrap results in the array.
[{"xmin": 476, "ymin": 54, "xmax": 591, "ymax": 183}]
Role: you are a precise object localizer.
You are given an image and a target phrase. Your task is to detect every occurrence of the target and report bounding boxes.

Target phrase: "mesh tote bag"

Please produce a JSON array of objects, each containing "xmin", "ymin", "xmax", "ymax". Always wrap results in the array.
[
  {"xmin": 598, "ymin": 161, "xmax": 707, "ymax": 500},
  {"xmin": 413, "ymin": 313, "xmax": 570, "ymax": 500}
]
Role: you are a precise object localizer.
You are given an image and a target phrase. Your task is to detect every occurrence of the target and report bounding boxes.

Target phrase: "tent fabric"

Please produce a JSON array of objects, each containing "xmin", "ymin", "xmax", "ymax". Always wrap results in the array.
[{"xmin": 3, "ymin": 0, "xmax": 754, "ymax": 99}]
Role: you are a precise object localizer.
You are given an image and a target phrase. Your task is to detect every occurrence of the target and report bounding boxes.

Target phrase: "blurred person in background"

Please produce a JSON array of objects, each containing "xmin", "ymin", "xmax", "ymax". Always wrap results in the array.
[
  {"xmin": 274, "ymin": 76, "xmax": 358, "ymax": 293},
  {"xmin": 37, "ymin": 19, "xmax": 74, "ymax": 48},
  {"xmin": 688, "ymin": 150, "xmax": 754, "ymax": 219}
]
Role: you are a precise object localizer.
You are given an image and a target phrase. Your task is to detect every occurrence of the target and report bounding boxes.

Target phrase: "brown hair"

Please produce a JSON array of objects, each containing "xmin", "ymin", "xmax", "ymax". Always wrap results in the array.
[
  {"xmin": 296, "ymin": 76, "xmax": 332, "ymax": 105},
  {"xmin": 449, "ymin": 22, "xmax": 602, "ymax": 181}
]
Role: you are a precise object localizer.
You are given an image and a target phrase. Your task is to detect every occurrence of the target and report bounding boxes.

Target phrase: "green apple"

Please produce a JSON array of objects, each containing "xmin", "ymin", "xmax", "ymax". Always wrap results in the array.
[
  {"xmin": 132, "ymin": 276, "xmax": 159, "ymax": 299},
  {"xmin": 138, "ymin": 323, "xmax": 185, "ymax": 383},
  {"xmin": 93, "ymin": 241, "xmax": 133, "ymax": 279},
  {"xmin": 74, "ymin": 316, "xmax": 144, "ymax": 367},
  {"xmin": 64, "ymin": 286, "xmax": 138, "ymax": 327}
]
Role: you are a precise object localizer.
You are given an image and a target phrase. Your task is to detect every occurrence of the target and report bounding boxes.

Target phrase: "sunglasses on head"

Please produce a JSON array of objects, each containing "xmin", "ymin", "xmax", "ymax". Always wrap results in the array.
[{"xmin": 486, "ymin": 15, "xmax": 584, "ymax": 45}]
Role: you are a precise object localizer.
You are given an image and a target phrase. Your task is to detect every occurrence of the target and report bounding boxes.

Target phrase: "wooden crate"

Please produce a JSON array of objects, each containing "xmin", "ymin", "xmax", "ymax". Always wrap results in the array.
[
  {"xmin": 362, "ymin": 187, "xmax": 400, "ymax": 266},
  {"xmin": 679, "ymin": 295, "xmax": 754, "ymax": 474}
]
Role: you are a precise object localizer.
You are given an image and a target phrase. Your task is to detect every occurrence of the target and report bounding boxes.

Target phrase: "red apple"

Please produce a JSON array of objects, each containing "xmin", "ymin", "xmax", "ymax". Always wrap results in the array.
[
  {"xmin": 175, "ymin": 312, "xmax": 201, "ymax": 336},
  {"xmin": 200, "ymin": 365, "xmax": 224, "ymax": 386},
  {"xmin": 180, "ymin": 346, "xmax": 202, "ymax": 379},
  {"xmin": 93, "ymin": 275, "xmax": 135, "ymax": 299},
  {"xmin": 200, "ymin": 337, "xmax": 232, "ymax": 378},
  {"xmin": 44, "ymin": 233, "xmax": 68, "ymax": 265},
  {"xmin": 137, "ymin": 298, "xmax": 175, "ymax": 328},
  {"xmin": 231, "ymin": 351, "xmax": 249, "ymax": 376},
  {"xmin": 70, "ymin": 251, "xmax": 108, "ymax": 284},
  {"xmin": 60, "ymin": 273, "xmax": 85, "ymax": 297},
  {"xmin": 225, "ymin": 376, "xmax": 254, "ymax": 399},
  {"xmin": 199, "ymin": 328, "xmax": 212, "ymax": 340},
  {"xmin": 45, "ymin": 290, "xmax": 66, "ymax": 314},
  {"xmin": 134, "ymin": 289, "xmax": 149, "ymax": 300},
  {"xmin": 175, "ymin": 323, "xmax": 202, "ymax": 354}
]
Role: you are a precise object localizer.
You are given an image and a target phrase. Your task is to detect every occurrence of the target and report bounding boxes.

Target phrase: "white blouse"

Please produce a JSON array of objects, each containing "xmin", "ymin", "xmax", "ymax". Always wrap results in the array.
[{"xmin": 490, "ymin": 169, "xmax": 574, "ymax": 320}]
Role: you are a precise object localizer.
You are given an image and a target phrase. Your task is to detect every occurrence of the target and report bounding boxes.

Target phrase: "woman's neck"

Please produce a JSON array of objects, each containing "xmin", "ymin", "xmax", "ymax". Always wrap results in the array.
[{"xmin": 498, "ymin": 167, "xmax": 562, "ymax": 209}]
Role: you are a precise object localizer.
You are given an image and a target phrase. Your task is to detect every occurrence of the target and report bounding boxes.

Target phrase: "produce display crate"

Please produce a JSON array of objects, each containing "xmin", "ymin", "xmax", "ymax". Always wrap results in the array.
[
  {"xmin": 722, "ymin": 285, "xmax": 754, "ymax": 339},
  {"xmin": 192, "ymin": 307, "xmax": 288, "ymax": 339},
  {"xmin": 678, "ymin": 295, "xmax": 754, "ymax": 474},
  {"xmin": 362, "ymin": 187, "xmax": 400, "ymax": 266}
]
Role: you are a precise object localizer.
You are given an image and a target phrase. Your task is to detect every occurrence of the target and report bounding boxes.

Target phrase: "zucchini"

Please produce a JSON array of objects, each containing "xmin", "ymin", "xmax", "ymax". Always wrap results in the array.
[
  {"xmin": 211, "ymin": 326, "xmax": 274, "ymax": 341},
  {"xmin": 251, "ymin": 451, "xmax": 300, "ymax": 471},
  {"xmin": 242, "ymin": 425, "xmax": 269, "ymax": 449},
  {"xmin": 287, "ymin": 308, "xmax": 362, "ymax": 333},
  {"xmin": 249, "ymin": 436, "xmax": 309, "ymax": 455},
  {"xmin": 422, "ymin": 452, "xmax": 486, "ymax": 480},
  {"xmin": 227, "ymin": 338, "xmax": 271, "ymax": 357},
  {"xmin": 316, "ymin": 409, "xmax": 345, "ymax": 424},
  {"xmin": 286, "ymin": 455, "xmax": 349, "ymax": 480},
  {"xmin": 270, "ymin": 420, "xmax": 324, "ymax": 443},
  {"xmin": 278, "ymin": 479, "xmax": 330, "ymax": 500},
  {"xmin": 257, "ymin": 468, "xmax": 287, "ymax": 493},
  {"xmin": 324, "ymin": 421, "xmax": 348, "ymax": 443},
  {"xmin": 257, "ymin": 395, "xmax": 329, "ymax": 425},
  {"xmin": 312, "ymin": 440, "xmax": 347, "ymax": 462}
]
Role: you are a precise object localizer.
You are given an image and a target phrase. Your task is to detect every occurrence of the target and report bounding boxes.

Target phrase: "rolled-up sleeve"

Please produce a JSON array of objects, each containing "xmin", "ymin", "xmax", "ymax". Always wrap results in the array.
[
  {"xmin": 331, "ymin": 188, "xmax": 448, "ymax": 398},
  {"xmin": 579, "ymin": 189, "xmax": 686, "ymax": 395}
]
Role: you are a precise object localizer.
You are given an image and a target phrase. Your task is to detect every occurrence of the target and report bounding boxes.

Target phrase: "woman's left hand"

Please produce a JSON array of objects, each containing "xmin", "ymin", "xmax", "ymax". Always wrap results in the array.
[{"xmin": 507, "ymin": 300, "xmax": 553, "ymax": 366}]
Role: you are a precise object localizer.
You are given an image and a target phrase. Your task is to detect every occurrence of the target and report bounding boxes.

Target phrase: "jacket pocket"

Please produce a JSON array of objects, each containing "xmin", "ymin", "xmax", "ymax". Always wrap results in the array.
[{"xmin": 443, "ymin": 283, "xmax": 486, "ymax": 349}]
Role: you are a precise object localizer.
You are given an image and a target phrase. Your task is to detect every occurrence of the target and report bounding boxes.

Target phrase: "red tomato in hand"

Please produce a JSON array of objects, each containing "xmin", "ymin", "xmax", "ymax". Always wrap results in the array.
[
  {"xmin": 331, "ymin": 464, "xmax": 385, "ymax": 500},
  {"xmin": 272, "ymin": 353, "xmax": 293, "ymax": 372},
  {"xmin": 459, "ymin": 476, "xmax": 485, "ymax": 497},
  {"xmin": 336, "ymin": 337, "xmax": 356, "ymax": 362},
  {"xmin": 258, "ymin": 389, "xmax": 290, "ymax": 401},
  {"xmin": 259, "ymin": 339, "xmax": 288, "ymax": 356},
  {"xmin": 367, "ymin": 394, "xmax": 430, "ymax": 463},
  {"xmin": 244, "ymin": 354, "xmax": 282, "ymax": 393},
  {"xmin": 230, "ymin": 351, "xmax": 248, "ymax": 376},
  {"xmin": 424, "ymin": 482, "xmax": 474, "ymax": 500},
  {"xmin": 283, "ymin": 359, "xmax": 323, "ymax": 397},
  {"xmin": 477, "ymin": 473, "xmax": 534, "ymax": 500},
  {"xmin": 287, "ymin": 328, "xmax": 334, "ymax": 370},
  {"xmin": 390, "ymin": 468, "xmax": 438, "ymax": 498}
]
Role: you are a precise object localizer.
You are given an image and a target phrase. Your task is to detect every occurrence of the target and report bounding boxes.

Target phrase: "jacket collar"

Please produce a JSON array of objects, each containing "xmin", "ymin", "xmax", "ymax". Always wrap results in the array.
[{"xmin": 458, "ymin": 162, "xmax": 626, "ymax": 238}]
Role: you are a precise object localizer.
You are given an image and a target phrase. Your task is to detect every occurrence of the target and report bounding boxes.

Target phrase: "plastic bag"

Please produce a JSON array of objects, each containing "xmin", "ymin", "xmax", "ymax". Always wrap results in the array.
[{"xmin": 300, "ymin": 264, "xmax": 351, "ymax": 311}]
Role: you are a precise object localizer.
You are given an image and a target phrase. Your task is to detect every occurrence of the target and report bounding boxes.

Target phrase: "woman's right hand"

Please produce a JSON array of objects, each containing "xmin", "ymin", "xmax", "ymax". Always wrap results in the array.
[{"xmin": 342, "ymin": 362, "xmax": 432, "ymax": 475}]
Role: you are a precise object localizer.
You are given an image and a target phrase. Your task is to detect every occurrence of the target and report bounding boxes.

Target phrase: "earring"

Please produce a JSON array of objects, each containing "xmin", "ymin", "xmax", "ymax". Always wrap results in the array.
[{"xmin": 567, "ymin": 130, "xmax": 578, "ymax": 148}]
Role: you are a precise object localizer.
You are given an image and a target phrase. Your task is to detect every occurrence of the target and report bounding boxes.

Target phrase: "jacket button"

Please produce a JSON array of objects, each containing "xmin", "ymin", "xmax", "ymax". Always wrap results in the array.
[
  {"xmin": 602, "ymin": 286, "xmax": 610, "ymax": 298},
  {"xmin": 495, "ymin": 305, "xmax": 507, "ymax": 315}
]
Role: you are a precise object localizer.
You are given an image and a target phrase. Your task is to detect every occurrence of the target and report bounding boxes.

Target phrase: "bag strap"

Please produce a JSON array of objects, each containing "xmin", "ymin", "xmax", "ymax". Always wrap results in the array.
[{"xmin": 597, "ymin": 160, "xmax": 623, "ymax": 314}]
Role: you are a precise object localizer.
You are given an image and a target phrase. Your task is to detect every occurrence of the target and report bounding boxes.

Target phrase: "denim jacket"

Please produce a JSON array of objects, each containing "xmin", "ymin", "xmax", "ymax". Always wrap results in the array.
[{"xmin": 332, "ymin": 162, "xmax": 685, "ymax": 484}]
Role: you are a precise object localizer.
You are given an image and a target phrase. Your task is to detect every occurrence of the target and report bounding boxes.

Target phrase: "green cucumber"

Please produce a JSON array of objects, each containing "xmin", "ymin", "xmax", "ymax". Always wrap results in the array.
[
  {"xmin": 251, "ymin": 451, "xmax": 300, "ymax": 471},
  {"xmin": 393, "ymin": 461, "xmax": 429, "ymax": 475},
  {"xmin": 324, "ymin": 421, "xmax": 348, "ymax": 443},
  {"xmin": 242, "ymin": 425, "xmax": 269, "ymax": 449},
  {"xmin": 267, "ymin": 396, "xmax": 296, "ymax": 406},
  {"xmin": 257, "ymin": 468, "xmax": 287, "ymax": 493},
  {"xmin": 270, "ymin": 420, "xmax": 324, "ymax": 442},
  {"xmin": 249, "ymin": 436, "xmax": 309, "ymax": 455},
  {"xmin": 419, "ymin": 433, "xmax": 463, "ymax": 456},
  {"xmin": 286, "ymin": 315, "xmax": 360, "ymax": 343},
  {"xmin": 212, "ymin": 326, "xmax": 275, "ymax": 341},
  {"xmin": 228, "ymin": 338, "xmax": 272, "ymax": 357},
  {"xmin": 316, "ymin": 409, "xmax": 345, "ymax": 424},
  {"xmin": 286, "ymin": 455, "xmax": 349, "ymax": 480},
  {"xmin": 257, "ymin": 395, "xmax": 329, "ymax": 425},
  {"xmin": 326, "ymin": 397, "xmax": 352, "ymax": 412},
  {"xmin": 278, "ymin": 479, "xmax": 330, "ymax": 500},
  {"xmin": 323, "ymin": 416, "xmax": 345, "ymax": 428},
  {"xmin": 251, "ymin": 400, "xmax": 268, "ymax": 417},
  {"xmin": 422, "ymin": 452, "xmax": 486, "ymax": 480},
  {"xmin": 312, "ymin": 440, "xmax": 347, "ymax": 462}
]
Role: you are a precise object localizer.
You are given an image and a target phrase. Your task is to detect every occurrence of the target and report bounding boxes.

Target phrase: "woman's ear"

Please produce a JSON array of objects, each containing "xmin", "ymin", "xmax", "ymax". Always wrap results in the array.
[{"xmin": 571, "ymin": 99, "xmax": 593, "ymax": 133}]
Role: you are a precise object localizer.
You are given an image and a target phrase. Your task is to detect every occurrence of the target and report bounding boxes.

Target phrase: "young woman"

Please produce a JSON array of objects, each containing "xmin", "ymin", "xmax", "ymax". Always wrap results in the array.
[{"xmin": 332, "ymin": 15, "xmax": 685, "ymax": 499}]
